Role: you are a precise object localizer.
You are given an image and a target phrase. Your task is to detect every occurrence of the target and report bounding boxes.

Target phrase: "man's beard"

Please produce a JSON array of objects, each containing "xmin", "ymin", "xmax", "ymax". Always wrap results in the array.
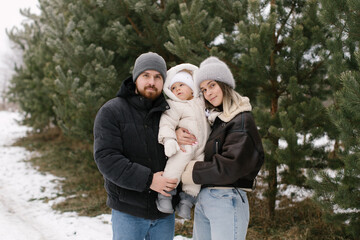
[{"xmin": 136, "ymin": 85, "xmax": 161, "ymax": 101}]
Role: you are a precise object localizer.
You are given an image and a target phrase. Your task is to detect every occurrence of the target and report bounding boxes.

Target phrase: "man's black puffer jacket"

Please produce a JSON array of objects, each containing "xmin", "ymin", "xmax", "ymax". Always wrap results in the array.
[{"xmin": 93, "ymin": 77, "xmax": 171, "ymax": 219}]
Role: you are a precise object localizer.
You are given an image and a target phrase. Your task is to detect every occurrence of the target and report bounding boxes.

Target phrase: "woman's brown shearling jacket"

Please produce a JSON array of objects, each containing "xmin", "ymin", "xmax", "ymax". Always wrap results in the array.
[{"xmin": 193, "ymin": 111, "xmax": 264, "ymax": 190}]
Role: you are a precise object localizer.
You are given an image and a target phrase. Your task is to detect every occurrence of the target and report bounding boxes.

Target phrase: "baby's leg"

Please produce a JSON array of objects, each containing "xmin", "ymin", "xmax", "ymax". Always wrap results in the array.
[
  {"xmin": 156, "ymin": 189, "xmax": 176, "ymax": 213},
  {"xmin": 182, "ymin": 152, "xmax": 204, "ymax": 196},
  {"xmin": 162, "ymin": 145, "xmax": 194, "ymax": 185},
  {"xmin": 157, "ymin": 146, "xmax": 194, "ymax": 214},
  {"xmin": 176, "ymin": 153, "xmax": 205, "ymax": 220},
  {"xmin": 176, "ymin": 191, "xmax": 197, "ymax": 220}
]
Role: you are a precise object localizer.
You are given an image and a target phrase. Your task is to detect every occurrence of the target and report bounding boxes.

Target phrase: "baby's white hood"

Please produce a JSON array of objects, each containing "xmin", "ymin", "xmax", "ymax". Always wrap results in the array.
[{"xmin": 163, "ymin": 63, "xmax": 199, "ymax": 101}]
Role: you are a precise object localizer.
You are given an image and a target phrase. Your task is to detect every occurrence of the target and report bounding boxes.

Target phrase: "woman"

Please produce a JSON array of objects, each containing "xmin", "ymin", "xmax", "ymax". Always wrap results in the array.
[{"xmin": 178, "ymin": 56, "xmax": 264, "ymax": 240}]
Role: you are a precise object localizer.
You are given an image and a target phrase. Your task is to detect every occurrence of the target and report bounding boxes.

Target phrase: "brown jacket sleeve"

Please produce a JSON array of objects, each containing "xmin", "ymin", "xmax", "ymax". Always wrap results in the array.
[{"xmin": 191, "ymin": 112, "xmax": 264, "ymax": 187}]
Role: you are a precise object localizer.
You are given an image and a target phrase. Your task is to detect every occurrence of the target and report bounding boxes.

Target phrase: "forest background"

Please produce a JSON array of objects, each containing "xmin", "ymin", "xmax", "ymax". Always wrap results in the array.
[{"xmin": 4, "ymin": 0, "xmax": 359, "ymax": 239}]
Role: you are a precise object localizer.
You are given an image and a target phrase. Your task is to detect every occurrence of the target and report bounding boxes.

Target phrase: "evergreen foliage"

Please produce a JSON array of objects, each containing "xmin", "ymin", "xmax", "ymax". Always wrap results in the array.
[
  {"xmin": 166, "ymin": 0, "xmax": 336, "ymax": 219},
  {"xmin": 8, "ymin": 0, "xmax": 182, "ymax": 140},
  {"xmin": 308, "ymin": 0, "xmax": 360, "ymax": 237},
  {"xmin": 309, "ymin": 59, "xmax": 360, "ymax": 238},
  {"xmin": 7, "ymin": 8, "xmax": 57, "ymax": 130},
  {"xmin": 233, "ymin": 0, "xmax": 335, "ymax": 219}
]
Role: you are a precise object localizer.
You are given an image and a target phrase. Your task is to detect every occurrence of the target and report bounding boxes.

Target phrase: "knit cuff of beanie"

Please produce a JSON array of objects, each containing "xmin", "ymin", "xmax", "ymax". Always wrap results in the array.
[
  {"xmin": 132, "ymin": 52, "xmax": 167, "ymax": 82},
  {"xmin": 194, "ymin": 56, "xmax": 235, "ymax": 89}
]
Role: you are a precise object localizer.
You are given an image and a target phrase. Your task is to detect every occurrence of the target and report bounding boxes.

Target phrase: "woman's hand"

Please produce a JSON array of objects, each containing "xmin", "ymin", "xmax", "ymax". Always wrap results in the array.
[{"xmin": 175, "ymin": 127, "xmax": 197, "ymax": 152}]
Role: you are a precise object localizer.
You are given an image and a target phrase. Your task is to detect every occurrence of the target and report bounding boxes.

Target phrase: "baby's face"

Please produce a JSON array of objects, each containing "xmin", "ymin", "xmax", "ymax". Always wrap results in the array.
[{"xmin": 170, "ymin": 82, "xmax": 193, "ymax": 100}]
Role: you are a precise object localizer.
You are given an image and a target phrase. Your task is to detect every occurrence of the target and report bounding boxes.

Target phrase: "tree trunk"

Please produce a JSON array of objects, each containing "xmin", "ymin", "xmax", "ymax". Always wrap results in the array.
[{"xmin": 268, "ymin": 97, "xmax": 279, "ymax": 220}]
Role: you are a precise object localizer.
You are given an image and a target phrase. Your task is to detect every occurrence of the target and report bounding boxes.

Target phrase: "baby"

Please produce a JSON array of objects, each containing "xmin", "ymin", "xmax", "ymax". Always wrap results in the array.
[{"xmin": 157, "ymin": 63, "xmax": 210, "ymax": 219}]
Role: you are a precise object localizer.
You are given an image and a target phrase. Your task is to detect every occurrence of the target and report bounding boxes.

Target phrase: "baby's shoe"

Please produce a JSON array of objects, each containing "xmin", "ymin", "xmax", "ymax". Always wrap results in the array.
[
  {"xmin": 156, "ymin": 193, "xmax": 174, "ymax": 213},
  {"xmin": 176, "ymin": 192, "xmax": 196, "ymax": 220}
]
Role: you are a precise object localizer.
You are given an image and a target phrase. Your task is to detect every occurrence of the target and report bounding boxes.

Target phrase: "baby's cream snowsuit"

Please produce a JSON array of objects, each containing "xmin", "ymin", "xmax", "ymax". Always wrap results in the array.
[{"xmin": 158, "ymin": 63, "xmax": 210, "ymax": 196}]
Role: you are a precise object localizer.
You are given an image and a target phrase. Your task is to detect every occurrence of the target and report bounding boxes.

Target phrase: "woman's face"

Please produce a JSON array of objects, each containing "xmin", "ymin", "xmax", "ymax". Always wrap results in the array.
[{"xmin": 199, "ymin": 80, "xmax": 223, "ymax": 107}]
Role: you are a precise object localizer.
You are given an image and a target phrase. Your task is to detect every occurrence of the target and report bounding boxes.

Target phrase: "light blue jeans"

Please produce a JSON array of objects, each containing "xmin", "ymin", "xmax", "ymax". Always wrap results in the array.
[
  {"xmin": 193, "ymin": 188, "xmax": 249, "ymax": 240},
  {"xmin": 111, "ymin": 209, "xmax": 175, "ymax": 240}
]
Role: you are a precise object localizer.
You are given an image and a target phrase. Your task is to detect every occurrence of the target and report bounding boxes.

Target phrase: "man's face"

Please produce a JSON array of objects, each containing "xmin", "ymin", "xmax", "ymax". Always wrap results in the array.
[{"xmin": 135, "ymin": 70, "xmax": 164, "ymax": 100}]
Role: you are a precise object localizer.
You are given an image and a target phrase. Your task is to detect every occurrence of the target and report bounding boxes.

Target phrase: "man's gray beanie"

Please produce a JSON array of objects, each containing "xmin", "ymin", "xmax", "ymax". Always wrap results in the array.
[
  {"xmin": 194, "ymin": 56, "xmax": 235, "ymax": 89},
  {"xmin": 132, "ymin": 52, "xmax": 167, "ymax": 82}
]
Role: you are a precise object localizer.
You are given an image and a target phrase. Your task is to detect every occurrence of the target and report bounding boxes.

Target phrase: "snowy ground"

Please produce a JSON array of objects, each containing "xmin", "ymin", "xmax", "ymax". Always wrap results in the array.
[{"xmin": 0, "ymin": 111, "xmax": 190, "ymax": 240}]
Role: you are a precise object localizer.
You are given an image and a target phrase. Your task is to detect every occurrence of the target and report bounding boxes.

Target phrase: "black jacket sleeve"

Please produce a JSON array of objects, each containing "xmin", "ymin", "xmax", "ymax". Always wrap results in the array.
[{"xmin": 93, "ymin": 105, "xmax": 152, "ymax": 192}]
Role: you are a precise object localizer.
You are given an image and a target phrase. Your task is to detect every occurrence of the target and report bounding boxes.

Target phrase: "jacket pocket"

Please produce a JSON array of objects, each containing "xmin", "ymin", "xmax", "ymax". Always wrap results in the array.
[
  {"xmin": 105, "ymin": 180, "xmax": 149, "ymax": 209},
  {"xmin": 117, "ymin": 187, "xmax": 149, "ymax": 209},
  {"xmin": 104, "ymin": 180, "xmax": 120, "ymax": 199}
]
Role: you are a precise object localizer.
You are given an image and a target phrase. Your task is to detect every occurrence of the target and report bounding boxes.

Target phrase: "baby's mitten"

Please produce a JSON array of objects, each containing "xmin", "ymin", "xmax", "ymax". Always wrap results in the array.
[{"xmin": 164, "ymin": 139, "xmax": 180, "ymax": 157}]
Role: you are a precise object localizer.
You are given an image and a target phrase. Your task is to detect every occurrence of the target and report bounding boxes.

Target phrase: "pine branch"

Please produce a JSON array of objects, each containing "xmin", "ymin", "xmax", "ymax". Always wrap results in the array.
[
  {"xmin": 300, "ymin": 52, "xmax": 330, "ymax": 84},
  {"xmin": 276, "ymin": 3, "xmax": 295, "ymax": 39},
  {"xmin": 126, "ymin": 15, "xmax": 142, "ymax": 37},
  {"xmin": 124, "ymin": 3, "xmax": 143, "ymax": 38}
]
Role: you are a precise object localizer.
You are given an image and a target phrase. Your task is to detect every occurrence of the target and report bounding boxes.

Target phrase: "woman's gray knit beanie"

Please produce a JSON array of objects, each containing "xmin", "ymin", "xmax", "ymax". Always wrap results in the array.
[
  {"xmin": 194, "ymin": 56, "xmax": 235, "ymax": 89},
  {"xmin": 132, "ymin": 52, "xmax": 167, "ymax": 82}
]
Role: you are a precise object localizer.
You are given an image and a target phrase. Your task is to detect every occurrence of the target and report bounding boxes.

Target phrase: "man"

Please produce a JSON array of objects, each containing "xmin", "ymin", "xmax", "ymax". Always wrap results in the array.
[{"xmin": 93, "ymin": 52, "xmax": 178, "ymax": 240}]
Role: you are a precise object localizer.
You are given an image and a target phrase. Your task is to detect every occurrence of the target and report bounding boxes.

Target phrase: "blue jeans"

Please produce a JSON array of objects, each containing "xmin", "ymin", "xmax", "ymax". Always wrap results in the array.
[
  {"xmin": 111, "ymin": 209, "xmax": 175, "ymax": 240},
  {"xmin": 193, "ymin": 188, "xmax": 249, "ymax": 240}
]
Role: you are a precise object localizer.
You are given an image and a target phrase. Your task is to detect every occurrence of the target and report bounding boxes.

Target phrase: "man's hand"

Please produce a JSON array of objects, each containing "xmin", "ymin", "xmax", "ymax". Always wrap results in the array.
[
  {"xmin": 175, "ymin": 127, "xmax": 197, "ymax": 152},
  {"xmin": 150, "ymin": 172, "xmax": 178, "ymax": 197}
]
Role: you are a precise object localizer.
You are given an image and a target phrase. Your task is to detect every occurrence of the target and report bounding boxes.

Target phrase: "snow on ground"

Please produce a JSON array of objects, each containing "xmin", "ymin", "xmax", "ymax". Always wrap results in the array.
[{"xmin": 0, "ymin": 111, "xmax": 190, "ymax": 240}]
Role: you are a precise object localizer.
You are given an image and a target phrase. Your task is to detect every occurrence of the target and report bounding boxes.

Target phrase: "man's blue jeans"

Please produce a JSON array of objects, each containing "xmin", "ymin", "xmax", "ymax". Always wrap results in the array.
[
  {"xmin": 193, "ymin": 188, "xmax": 249, "ymax": 240},
  {"xmin": 111, "ymin": 209, "xmax": 175, "ymax": 240}
]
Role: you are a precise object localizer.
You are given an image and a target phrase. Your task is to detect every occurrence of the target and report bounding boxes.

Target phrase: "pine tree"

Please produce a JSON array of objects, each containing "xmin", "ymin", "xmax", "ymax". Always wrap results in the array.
[
  {"xmin": 311, "ymin": 64, "xmax": 360, "ymax": 238},
  {"xmin": 164, "ymin": 0, "xmax": 223, "ymax": 65},
  {"xmin": 166, "ymin": 0, "xmax": 336, "ymax": 219},
  {"xmin": 235, "ymin": 0, "xmax": 335, "ymax": 220},
  {"xmin": 8, "ymin": 0, "xmax": 184, "ymax": 142},
  {"xmin": 308, "ymin": 0, "xmax": 360, "ymax": 237},
  {"xmin": 48, "ymin": 0, "xmax": 184, "ymax": 141},
  {"xmin": 7, "ymin": 7, "xmax": 58, "ymax": 130},
  {"xmin": 40, "ymin": 0, "xmax": 120, "ymax": 141}
]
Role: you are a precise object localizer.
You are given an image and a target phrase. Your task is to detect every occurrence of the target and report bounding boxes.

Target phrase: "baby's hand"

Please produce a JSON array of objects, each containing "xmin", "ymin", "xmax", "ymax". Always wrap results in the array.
[{"xmin": 164, "ymin": 139, "xmax": 180, "ymax": 157}]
